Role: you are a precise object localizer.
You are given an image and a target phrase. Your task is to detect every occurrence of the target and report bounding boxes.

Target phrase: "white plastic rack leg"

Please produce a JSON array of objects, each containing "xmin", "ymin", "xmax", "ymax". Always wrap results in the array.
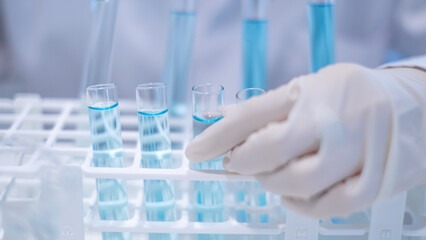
[
  {"xmin": 285, "ymin": 210, "xmax": 318, "ymax": 240},
  {"xmin": 368, "ymin": 192, "xmax": 407, "ymax": 240}
]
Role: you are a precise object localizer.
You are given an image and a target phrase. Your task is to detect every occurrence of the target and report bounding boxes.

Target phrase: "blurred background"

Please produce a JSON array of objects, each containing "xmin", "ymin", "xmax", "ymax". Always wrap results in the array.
[{"xmin": 0, "ymin": 0, "xmax": 425, "ymax": 102}]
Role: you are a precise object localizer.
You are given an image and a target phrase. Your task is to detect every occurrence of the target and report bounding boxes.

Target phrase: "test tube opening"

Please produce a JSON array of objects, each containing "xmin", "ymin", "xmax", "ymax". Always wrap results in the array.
[
  {"xmin": 136, "ymin": 83, "xmax": 167, "ymax": 114},
  {"xmin": 236, "ymin": 88, "xmax": 265, "ymax": 103},
  {"xmin": 86, "ymin": 83, "xmax": 118, "ymax": 109},
  {"xmin": 192, "ymin": 83, "xmax": 224, "ymax": 124}
]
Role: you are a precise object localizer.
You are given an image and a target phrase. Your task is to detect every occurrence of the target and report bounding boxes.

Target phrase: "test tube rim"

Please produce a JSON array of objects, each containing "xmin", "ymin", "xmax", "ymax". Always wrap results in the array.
[
  {"xmin": 86, "ymin": 83, "xmax": 116, "ymax": 92},
  {"xmin": 192, "ymin": 83, "xmax": 224, "ymax": 95},
  {"xmin": 308, "ymin": 0, "xmax": 334, "ymax": 5},
  {"xmin": 136, "ymin": 82, "xmax": 167, "ymax": 113},
  {"xmin": 86, "ymin": 83, "xmax": 118, "ymax": 108},
  {"xmin": 136, "ymin": 82, "xmax": 166, "ymax": 90},
  {"xmin": 235, "ymin": 88, "xmax": 266, "ymax": 101}
]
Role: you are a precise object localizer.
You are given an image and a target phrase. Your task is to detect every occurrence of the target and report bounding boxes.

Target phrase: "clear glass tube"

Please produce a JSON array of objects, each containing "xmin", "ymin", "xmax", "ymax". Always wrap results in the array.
[
  {"xmin": 80, "ymin": 0, "xmax": 119, "ymax": 96},
  {"xmin": 236, "ymin": 87, "xmax": 265, "ymax": 103},
  {"xmin": 191, "ymin": 83, "xmax": 224, "ymax": 240},
  {"xmin": 242, "ymin": 0, "xmax": 268, "ymax": 90},
  {"xmin": 235, "ymin": 88, "xmax": 270, "ymax": 240},
  {"xmin": 136, "ymin": 83, "xmax": 177, "ymax": 240},
  {"xmin": 308, "ymin": 0, "xmax": 335, "ymax": 72},
  {"xmin": 78, "ymin": 0, "xmax": 119, "ymax": 147},
  {"xmin": 86, "ymin": 84, "xmax": 132, "ymax": 240},
  {"xmin": 162, "ymin": 0, "xmax": 196, "ymax": 118}
]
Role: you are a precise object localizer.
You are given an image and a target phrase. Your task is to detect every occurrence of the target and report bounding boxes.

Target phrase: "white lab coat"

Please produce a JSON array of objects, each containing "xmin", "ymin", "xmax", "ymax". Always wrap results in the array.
[{"xmin": 0, "ymin": 0, "xmax": 426, "ymax": 103}]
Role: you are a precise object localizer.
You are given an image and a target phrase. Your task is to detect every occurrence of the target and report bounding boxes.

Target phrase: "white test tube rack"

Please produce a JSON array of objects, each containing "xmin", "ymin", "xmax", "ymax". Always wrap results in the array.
[{"xmin": 0, "ymin": 96, "xmax": 425, "ymax": 240}]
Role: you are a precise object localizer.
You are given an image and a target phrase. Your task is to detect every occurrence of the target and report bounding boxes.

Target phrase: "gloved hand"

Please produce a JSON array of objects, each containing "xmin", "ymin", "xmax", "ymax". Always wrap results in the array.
[{"xmin": 185, "ymin": 63, "xmax": 426, "ymax": 218}]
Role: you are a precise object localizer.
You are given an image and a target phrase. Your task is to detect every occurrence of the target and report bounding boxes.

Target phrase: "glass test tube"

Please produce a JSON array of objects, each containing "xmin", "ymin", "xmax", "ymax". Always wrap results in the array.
[
  {"xmin": 86, "ymin": 84, "xmax": 132, "ymax": 240},
  {"xmin": 235, "ymin": 88, "xmax": 270, "ymax": 223},
  {"xmin": 163, "ymin": 0, "xmax": 196, "ymax": 118},
  {"xmin": 236, "ymin": 88, "xmax": 271, "ymax": 240},
  {"xmin": 78, "ymin": 0, "xmax": 120, "ymax": 147},
  {"xmin": 191, "ymin": 83, "xmax": 225, "ymax": 240},
  {"xmin": 308, "ymin": 0, "xmax": 335, "ymax": 73},
  {"xmin": 80, "ymin": 0, "xmax": 119, "ymax": 96},
  {"xmin": 242, "ymin": 0, "xmax": 268, "ymax": 90},
  {"xmin": 136, "ymin": 83, "xmax": 178, "ymax": 240}
]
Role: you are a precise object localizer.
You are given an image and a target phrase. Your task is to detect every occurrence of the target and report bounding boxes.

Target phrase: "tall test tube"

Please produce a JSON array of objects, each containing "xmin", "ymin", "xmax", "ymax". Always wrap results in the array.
[
  {"xmin": 86, "ymin": 84, "xmax": 131, "ymax": 240},
  {"xmin": 163, "ymin": 0, "xmax": 196, "ymax": 118},
  {"xmin": 191, "ymin": 83, "xmax": 225, "ymax": 240},
  {"xmin": 78, "ymin": 0, "xmax": 120, "ymax": 147},
  {"xmin": 242, "ymin": 0, "xmax": 268, "ymax": 90},
  {"xmin": 308, "ymin": 0, "xmax": 335, "ymax": 73},
  {"xmin": 236, "ymin": 88, "xmax": 270, "ymax": 240},
  {"xmin": 80, "ymin": 0, "xmax": 119, "ymax": 96},
  {"xmin": 136, "ymin": 83, "xmax": 178, "ymax": 240}
]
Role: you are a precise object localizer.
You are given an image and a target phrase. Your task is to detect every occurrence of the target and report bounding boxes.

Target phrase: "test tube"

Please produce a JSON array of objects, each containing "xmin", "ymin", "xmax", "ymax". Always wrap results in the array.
[
  {"xmin": 308, "ymin": 0, "xmax": 335, "ymax": 73},
  {"xmin": 80, "ymin": 0, "xmax": 119, "ymax": 96},
  {"xmin": 163, "ymin": 0, "xmax": 196, "ymax": 118},
  {"xmin": 191, "ymin": 83, "xmax": 225, "ymax": 240},
  {"xmin": 242, "ymin": 0, "xmax": 268, "ymax": 90},
  {"xmin": 78, "ymin": 0, "xmax": 120, "ymax": 147},
  {"xmin": 136, "ymin": 83, "xmax": 178, "ymax": 240},
  {"xmin": 236, "ymin": 88, "xmax": 271, "ymax": 239},
  {"xmin": 86, "ymin": 84, "xmax": 131, "ymax": 240},
  {"xmin": 235, "ymin": 87, "xmax": 265, "ymax": 103}
]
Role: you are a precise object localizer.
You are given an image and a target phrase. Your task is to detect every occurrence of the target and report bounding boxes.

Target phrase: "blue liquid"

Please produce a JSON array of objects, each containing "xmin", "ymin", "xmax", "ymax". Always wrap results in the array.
[
  {"xmin": 163, "ymin": 12, "xmax": 196, "ymax": 118},
  {"xmin": 138, "ymin": 110, "xmax": 177, "ymax": 240},
  {"xmin": 308, "ymin": 3, "xmax": 335, "ymax": 73},
  {"xmin": 235, "ymin": 183, "xmax": 246, "ymax": 223},
  {"xmin": 88, "ymin": 103, "xmax": 131, "ymax": 240},
  {"xmin": 245, "ymin": 182, "xmax": 268, "ymax": 223},
  {"xmin": 191, "ymin": 113, "xmax": 224, "ymax": 240},
  {"xmin": 242, "ymin": 20, "xmax": 267, "ymax": 90}
]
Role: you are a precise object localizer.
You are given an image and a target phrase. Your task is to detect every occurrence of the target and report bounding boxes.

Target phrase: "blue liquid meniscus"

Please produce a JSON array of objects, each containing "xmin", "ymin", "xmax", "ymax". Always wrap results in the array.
[
  {"xmin": 242, "ymin": 20, "xmax": 268, "ymax": 90},
  {"xmin": 138, "ymin": 109, "xmax": 177, "ymax": 240},
  {"xmin": 192, "ymin": 113, "xmax": 224, "ymax": 240},
  {"xmin": 308, "ymin": 3, "xmax": 335, "ymax": 73},
  {"xmin": 88, "ymin": 103, "xmax": 132, "ymax": 240},
  {"xmin": 163, "ymin": 12, "xmax": 196, "ymax": 118}
]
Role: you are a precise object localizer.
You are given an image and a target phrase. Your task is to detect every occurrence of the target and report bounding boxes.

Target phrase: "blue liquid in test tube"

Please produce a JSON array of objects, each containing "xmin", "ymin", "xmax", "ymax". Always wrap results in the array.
[
  {"xmin": 191, "ymin": 84, "xmax": 225, "ymax": 240},
  {"xmin": 308, "ymin": 0, "xmax": 335, "ymax": 73},
  {"xmin": 137, "ymin": 83, "xmax": 177, "ymax": 240},
  {"xmin": 87, "ymin": 84, "xmax": 131, "ymax": 240},
  {"xmin": 242, "ymin": 0, "xmax": 267, "ymax": 90},
  {"xmin": 163, "ymin": 0, "xmax": 196, "ymax": 118}
]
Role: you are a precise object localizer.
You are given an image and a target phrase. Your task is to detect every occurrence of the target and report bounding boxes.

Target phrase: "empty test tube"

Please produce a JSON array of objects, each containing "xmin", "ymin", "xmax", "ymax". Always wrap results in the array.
[
  {"xmin": 242, "ymin": 0, "xmax": 268, "ymax": 90},
  {"xmin": 191, "ymin": 83, "xmax": 225, "ymax": 240},
  {"xmin": 308, "ymin": 0, "xmax": 335, "ymax": 72},
  {"xmin": 136, "ymin": 83, "xmax": 178, "ymax": 240},
  {"xmin": 86, "ymin": 84, "xmax": 131, "ymax": 240},
  {"xmin": 163, "ymin": 0, "xmax": 196, "ymax": 118},
  {"xmin": 80, "ymin": 0, "xmax": 119, "ymax": 96}
]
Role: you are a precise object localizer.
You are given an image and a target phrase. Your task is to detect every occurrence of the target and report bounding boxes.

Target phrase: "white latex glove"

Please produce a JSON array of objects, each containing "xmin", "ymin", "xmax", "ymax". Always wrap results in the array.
[{"xmin": 185, "ymin": 63, "xmax": 426, "ymax": 218}]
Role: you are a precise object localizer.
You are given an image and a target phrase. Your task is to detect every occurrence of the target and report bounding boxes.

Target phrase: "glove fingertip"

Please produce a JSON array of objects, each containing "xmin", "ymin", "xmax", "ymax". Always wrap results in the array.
[{"xmin": 185, "ymin": 141, "xmax": 206, "ymax": 163}]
